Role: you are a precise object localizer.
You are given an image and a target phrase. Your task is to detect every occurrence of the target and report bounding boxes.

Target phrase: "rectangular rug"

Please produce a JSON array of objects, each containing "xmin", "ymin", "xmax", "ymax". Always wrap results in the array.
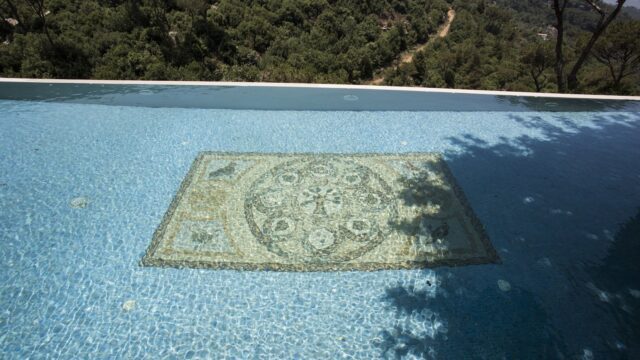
[{"xmin": 141, "ymin": 153, "xmax": 499, "ymax": 271}]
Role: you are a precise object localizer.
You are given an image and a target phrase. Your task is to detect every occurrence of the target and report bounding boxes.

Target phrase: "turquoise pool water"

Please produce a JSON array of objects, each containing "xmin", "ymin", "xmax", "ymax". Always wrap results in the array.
[{"xmin": 1, "ymin": 83, "xmax": 639, "ymax": 359}]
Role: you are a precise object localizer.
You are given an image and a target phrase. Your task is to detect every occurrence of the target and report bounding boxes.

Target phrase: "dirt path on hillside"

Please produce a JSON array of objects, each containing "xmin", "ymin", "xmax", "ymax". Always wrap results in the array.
[{"xmin": 368, "ymin": 8, "xmax": 455, "ymax": 85}]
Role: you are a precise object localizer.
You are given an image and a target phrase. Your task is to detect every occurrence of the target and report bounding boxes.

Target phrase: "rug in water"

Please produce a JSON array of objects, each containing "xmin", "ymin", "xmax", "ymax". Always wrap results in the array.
[{"xmin": 141, "ymin": 153, "xmax": 499, "ymax": 271}]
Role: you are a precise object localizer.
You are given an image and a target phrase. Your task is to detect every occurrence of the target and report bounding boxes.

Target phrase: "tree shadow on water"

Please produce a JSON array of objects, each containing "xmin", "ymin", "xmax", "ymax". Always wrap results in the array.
[
  {"xmin": 586, "ymin": 208, "xmax": 640, "ymax": 355},
  {"xmin": 378, "ymin": 111, "xmax": 640, "ymax": 358},
  {"xmin": 377, "ymin": 281, "xmax": 567, "ymax": 359}
]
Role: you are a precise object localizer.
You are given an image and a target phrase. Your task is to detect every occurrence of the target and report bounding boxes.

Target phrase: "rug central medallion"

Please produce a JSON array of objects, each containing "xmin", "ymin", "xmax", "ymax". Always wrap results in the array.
[
  {"xmin": 245, "ymin": 158, "xmax": 398, "ymax": 262},
  {"xmin": 142, "ymin": 153, "xmax": 499, "ymax": 271}
]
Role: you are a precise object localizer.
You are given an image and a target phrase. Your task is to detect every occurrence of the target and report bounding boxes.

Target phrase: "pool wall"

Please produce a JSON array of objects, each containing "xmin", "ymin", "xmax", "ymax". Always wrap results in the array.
[{"xmin": 1, "ymin": 78, "xmax": 639, "ymax": 112}]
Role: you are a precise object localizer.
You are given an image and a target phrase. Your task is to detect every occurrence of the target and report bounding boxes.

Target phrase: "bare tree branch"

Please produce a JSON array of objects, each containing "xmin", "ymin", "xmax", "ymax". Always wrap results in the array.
[
  {"xmin": 566, "ymin": 0, "xmax": 626, "ymax": 90},
  {"xmin": 23, "ymin": 0, "xmax": 54, "ymax": 46},
  {"xmin": 584, "ymin": 0, "xmax": 605, "ymax": 17}
]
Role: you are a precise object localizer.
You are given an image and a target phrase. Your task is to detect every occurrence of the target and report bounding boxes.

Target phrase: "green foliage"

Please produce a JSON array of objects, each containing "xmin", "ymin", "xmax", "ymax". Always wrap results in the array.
[
  {"xmin": 520, "ymin": 42, "xmax": 554, "ymax": 92},
  {"xmin": 384, "ymin": 0, "xmax": 639, "ymax": 95},
  {"xmin": 592, "ymin": 20, "xmax": 640, "ymax": 93},
  {"xmin": 0, "ymin": 0, "xmax": 638, "ymax": 95},
  {"xmin": 386, "ymin": 3, "xmax": 527, "ymax": 90},
  {"xmin": 0, "ymin": 0, "xmax": 450, "ymax": 82}
]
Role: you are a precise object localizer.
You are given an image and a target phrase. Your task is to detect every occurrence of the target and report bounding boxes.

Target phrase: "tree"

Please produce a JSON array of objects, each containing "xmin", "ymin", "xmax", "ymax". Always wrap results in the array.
[
  {"xmin": 176, "ymin": 0, "xmax": 208, "ymax": 20},
  {"xmin": 592, "ymin": 20, "xmax": 640, "ymax": 90},
  {"xmin": 24, "ymin": 0, "xmax": 53, "ymax": 46},
  {"xmin": 0, "ymin": 0, "xmax": 637, "ymax": 95},
  {"xmin": 553, "ymin": 0, "xmax": 626, "ymax": 92},
  {"xmin": 413, "ymin": 50, "xmax": 428, "ymax": 84},
  {"xmin": 552, "ymin": 0, "xmax": 569, "ymax": 92},
  {"xmin": 567, "ymin": 0, "xmax": 626, "ymax": 90},
  {"xmin": 0, "ymin": 0, "xmax": 26, "ymax": 33},
  {"xmin": 521, "ymin": 43, "xmax": 553, "ymax": 92}
]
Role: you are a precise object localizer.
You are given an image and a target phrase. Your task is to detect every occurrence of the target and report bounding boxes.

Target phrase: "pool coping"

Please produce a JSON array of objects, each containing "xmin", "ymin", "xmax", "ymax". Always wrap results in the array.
[{"xmin": 1, "ymin": 77, "xmax": 639, "ymax": 101}]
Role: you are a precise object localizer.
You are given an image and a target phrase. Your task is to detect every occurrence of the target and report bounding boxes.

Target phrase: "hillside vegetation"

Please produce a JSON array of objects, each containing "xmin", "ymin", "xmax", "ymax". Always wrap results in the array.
[{"xmin": 1, "ymin": 0, "xmax": 638, "ymax": 95}]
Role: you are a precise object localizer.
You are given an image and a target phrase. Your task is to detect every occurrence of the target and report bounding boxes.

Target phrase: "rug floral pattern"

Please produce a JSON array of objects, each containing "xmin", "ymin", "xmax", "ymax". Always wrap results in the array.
[{"xmin": 142, "ymin": 153, "xmax": 498, "ymax": 271}]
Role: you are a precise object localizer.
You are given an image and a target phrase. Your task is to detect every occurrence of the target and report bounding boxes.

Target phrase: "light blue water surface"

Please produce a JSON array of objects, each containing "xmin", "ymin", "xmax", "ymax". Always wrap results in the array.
[{"xmin": 1, "ymin": 97, "xmax": 640, "ymax": 359}]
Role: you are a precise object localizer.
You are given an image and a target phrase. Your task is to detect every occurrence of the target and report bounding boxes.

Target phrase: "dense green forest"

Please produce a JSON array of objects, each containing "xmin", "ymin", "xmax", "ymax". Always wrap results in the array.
[{"xmin": 1, "ymin": 0, "xmax": 639, "ymax": 94}]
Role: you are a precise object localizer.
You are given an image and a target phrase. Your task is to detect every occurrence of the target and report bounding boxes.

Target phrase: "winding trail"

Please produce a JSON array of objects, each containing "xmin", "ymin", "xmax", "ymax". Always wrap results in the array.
[{"xmin": 368, "ymin": 8, "xmax": 456, "ymax": 85}]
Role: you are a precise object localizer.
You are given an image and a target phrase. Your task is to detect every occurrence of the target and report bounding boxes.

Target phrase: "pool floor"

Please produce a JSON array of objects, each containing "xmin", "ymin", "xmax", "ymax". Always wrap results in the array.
[{"xmin": 1, "ymin": 100, "xmax": 639, "ymax": 358}]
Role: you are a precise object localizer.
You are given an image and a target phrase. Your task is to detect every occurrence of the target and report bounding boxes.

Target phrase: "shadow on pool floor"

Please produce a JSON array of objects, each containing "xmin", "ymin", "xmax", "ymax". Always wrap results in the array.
[{"xmin": 377, "ymin": 112, "xmax": 640, "ymax": 358}]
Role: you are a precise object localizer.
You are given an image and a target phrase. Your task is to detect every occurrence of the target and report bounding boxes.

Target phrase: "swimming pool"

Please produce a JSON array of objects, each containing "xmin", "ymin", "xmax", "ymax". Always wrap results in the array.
[{"xmin": 1, "ymin": 80, "xmax": 639, "ymax": 359}]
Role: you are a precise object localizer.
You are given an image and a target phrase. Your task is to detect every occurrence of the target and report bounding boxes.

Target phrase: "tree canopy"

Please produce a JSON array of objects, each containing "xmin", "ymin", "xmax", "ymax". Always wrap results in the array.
[{"xmin": 1, "ymin": 0, "xmax": 638, "ymax": 95}]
